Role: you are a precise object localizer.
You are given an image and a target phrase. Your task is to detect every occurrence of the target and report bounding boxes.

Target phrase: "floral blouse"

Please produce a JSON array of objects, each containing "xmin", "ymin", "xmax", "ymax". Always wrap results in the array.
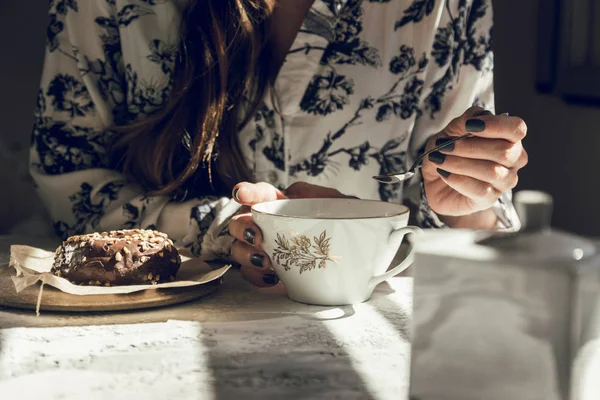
[{"xmin": 31, "ymin": 0, "xmax": 519, "ymax": 260}]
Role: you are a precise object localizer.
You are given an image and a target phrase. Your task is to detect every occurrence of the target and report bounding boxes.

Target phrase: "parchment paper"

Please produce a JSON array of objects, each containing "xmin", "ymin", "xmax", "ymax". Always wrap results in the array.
[{"xmin": 9, "ymin": 245, "xmax": 232, "ymax": 295}]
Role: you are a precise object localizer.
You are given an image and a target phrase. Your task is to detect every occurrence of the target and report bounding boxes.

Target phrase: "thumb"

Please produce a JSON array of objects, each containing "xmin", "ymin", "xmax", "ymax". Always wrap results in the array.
[
  {"xmin": 442, "ymin": 107, "xmax": 494, "ymax": 138},
  {"xmin": 456, "ymin": 107, "xmax": 495, "ymax": 130},
  {"xmin": 232, "ymin": 182, "xmax": 287, "ymax": 206},
  {"xmin": 463, "ymin": 106, "xmax": 494, "ymax": 119}
]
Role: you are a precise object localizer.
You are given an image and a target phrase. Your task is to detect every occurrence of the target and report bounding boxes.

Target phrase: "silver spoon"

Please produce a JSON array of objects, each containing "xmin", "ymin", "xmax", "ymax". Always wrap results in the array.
[{"xmin": 373, "ymin": 112, "xmax": 509, "ymax": 184}]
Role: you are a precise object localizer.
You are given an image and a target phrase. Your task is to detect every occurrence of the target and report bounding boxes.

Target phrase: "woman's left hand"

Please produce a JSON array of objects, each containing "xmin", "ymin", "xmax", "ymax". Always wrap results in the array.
[{"xmin": 421, "ymin": 107, "xmax": 528, "ymax": 221}]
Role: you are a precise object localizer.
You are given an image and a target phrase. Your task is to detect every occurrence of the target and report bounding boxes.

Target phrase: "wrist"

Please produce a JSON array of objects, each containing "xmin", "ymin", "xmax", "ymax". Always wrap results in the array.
[{"xmin": 438, "ymin": 208, "xmax": 498, "ymax": 229}]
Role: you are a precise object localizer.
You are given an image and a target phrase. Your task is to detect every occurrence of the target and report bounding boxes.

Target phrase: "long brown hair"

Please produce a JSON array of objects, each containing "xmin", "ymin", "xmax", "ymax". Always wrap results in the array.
[{"xmin": 112, "ymin": 0, "xmax": 277, "ymax": 194}]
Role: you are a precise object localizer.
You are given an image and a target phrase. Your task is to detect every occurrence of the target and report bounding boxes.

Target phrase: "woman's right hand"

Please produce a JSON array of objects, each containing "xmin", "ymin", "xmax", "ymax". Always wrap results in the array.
[{"xmin": 228, "ymin": 181, "xmax": 350, "ymax": 287}]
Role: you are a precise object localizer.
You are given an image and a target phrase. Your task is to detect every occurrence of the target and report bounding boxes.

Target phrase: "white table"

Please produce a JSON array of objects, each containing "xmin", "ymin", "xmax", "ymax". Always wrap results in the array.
[{"xmin": 0, "ymin": 235, "xmax": 413, "ymax": 399}]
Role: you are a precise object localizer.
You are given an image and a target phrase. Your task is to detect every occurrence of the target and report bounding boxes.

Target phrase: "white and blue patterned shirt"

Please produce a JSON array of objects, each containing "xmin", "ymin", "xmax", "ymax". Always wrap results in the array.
[{"xmin": 32, "ymin": 0, "xmax": 516, "ymax": 259}]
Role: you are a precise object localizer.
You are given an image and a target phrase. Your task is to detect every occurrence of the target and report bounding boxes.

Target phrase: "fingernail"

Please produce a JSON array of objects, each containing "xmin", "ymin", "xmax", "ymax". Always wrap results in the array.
[
  {"xmin": 435, "ymin": 138, "xmax": 454, "ymax": 152},
  {"xmin": 437, "ymin": 168, "xmax": 450, "ymax": 178},
  {"xmin": 466, "ymin": 119, "xmax": 485, "ymax": 133},
  {"xmin": 244, "ymin": 229, "xmax": 256, "ymax": 245},
  {"xmin": 263, "ymin": 273, "xmax": 278, "ymax": 285},
  {"xmin": 250, "ymin": 253, "xmax": 264, "ymax": 268},
  {"xmin": 233, "ymin": 187, "xmax": 240, "ymax": 202},
  {"xmin": 428, "ymin": 151, "xmax": 446, "ymax": 165}
]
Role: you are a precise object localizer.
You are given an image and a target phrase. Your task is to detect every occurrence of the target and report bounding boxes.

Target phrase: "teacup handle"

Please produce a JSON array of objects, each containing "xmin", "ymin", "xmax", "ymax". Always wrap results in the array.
[{"xmin": 369, "ymin": 226, "xmax": 422, "ymax": 288}]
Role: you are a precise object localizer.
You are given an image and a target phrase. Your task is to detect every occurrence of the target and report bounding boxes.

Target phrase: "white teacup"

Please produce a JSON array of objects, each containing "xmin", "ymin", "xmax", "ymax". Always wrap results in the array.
[{"xmin": 252, "ymin": 198, "xmax": 421, "ymax": 306}]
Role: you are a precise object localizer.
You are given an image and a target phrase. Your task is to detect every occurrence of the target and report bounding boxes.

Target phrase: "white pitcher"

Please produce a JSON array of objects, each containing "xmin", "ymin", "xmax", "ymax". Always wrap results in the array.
[{"xmin": 409, "ymin": 191, "xmax": 600, "ymax": 400}]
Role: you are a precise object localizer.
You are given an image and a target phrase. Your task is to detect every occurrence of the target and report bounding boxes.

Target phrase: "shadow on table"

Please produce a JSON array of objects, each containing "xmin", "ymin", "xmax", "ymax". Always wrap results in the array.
[
  {"xmin": 199, "ymin": 318, "xmax": 377, "ymax": 399},
  {"xmin": 0, "ymin": 289, "xmax": 358, "ymax": 330}
]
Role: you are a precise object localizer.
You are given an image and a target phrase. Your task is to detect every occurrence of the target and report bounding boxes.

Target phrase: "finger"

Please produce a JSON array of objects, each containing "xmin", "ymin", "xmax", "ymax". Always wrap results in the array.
[
  {"xmin": 229, "ymin": 213, "xmax": 262, "ymax": 246},
  {"xmin": 428, "ymin": 153, "xmax": 519, "ymax": 192},
  {"xmin": 231, "ymin": 240, "xmax": 272, "ymax": 270},
  {"xmin": 436, "ymin": 137, "xmax": 525, "ymax": 168},
  {"xmin": 517, "ymin": 147, "xmax": 529, "ymax": 170},
  {"xmin": 464, "ymin": 106, "xmax": 493, "ymax": 118},
  {"xmin": 232, "ymin": 182, "xmax": 287, "ymax": 206},
  {"xmin": 241, "ymin": 265, "xmax": 279, "ymax": 287},
  {"xmin": 285, "ymin": 181, "xmax": 349, "ymax": 199},
  {"xmin": 436, "ymin": 170, "xmax": 501, "ymax": 208},
  {"xmin": 464, "ymin": 115, "xmax": 527, "ymax": 143},
  {"xmin": 434, "ymin": 107, "xmax": 495, "ymax": 140},
  {"xmin": 231, "ymin": 240, "xmax": 279, "ymax": 287}
]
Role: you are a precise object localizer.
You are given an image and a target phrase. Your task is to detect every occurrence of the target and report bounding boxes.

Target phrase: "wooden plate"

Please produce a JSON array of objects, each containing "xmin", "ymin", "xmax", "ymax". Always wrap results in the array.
[{"xmin": 0, "ymin": 265, "xmax": 220, "ymax": 313}]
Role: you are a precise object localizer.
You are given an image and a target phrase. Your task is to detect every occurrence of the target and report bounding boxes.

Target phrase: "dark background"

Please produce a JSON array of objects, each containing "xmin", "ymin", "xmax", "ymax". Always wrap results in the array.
[{"xmin": 1, "ymin": 0, "xmax": 599, "ymax": 235}]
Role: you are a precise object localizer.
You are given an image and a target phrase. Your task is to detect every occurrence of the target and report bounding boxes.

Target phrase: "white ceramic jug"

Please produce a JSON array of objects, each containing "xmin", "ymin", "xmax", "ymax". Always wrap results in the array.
[{"xmin": 409, "ymin": 191, "xmax": 600, "ymax": 400}]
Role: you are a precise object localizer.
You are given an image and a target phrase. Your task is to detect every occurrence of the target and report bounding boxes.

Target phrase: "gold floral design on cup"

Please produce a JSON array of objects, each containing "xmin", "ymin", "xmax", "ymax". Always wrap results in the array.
[{"xmin": 272, "ymin": 230, "xmax": 340, "ymax": 274}]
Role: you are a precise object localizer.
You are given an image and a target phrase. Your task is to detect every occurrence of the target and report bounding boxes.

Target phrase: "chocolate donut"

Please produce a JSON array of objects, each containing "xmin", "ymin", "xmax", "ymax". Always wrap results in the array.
[{"xmin": 51, "ymin": 229, "xmax": 181, "ymax": 286}]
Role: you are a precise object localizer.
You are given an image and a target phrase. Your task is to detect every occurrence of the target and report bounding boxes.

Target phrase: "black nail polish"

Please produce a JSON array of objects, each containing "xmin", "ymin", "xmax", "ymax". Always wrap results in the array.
[
  {"xmin": 244, "ymin": 229, "xmax": 255, "ymax": 245},
  {"xmin": 466, "ymin": 119, "xmax": 485, "ymax": 133},
  {"xmin": 233, "ymin": 188, "xmax": 240, "ymax": 202},
  {"xmin": 435, "ymin": 138, "xmax": 455, "ymax": 152},
  {"xmin": 263, "ymin": 274, "xmax": 278, "ymax": 285},
  {"xmin": 250, "ymin": 254, "xmax": 264, "ymax": 268},
  {"xmin": 428, "ymin": 151, "xmax": 446, "ymax": 165},
  {"xmin": 437, "ymin": 168, "xmax": 450, "ymax": 178}
]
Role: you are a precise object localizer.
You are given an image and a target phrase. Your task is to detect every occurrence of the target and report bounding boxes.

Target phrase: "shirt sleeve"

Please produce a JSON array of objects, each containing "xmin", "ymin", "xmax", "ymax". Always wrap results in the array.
[
  {"xmin": 403, "ymin": 0, "xmax": 520, "ymax": 231},
  {"xmin": 30, "ymin": 1, "xmax": 240, "ymax": 259}
]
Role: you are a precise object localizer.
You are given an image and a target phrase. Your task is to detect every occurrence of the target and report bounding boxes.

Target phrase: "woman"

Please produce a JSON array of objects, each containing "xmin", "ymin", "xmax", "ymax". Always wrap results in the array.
[{"xmin": 32, "ymin": 0, "xmax": 527, "ymax": 286}]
